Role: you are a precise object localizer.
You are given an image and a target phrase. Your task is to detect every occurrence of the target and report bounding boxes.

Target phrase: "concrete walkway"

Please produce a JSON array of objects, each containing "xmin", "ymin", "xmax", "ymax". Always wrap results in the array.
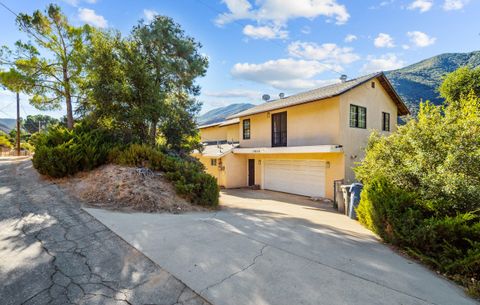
[
  {"xmin": 87, "ymin": 189, "xmax": 479, "ymax": 305},
  {"xmin": 0, "ymin": 159, "xmax": 209, "ymax": 305}
]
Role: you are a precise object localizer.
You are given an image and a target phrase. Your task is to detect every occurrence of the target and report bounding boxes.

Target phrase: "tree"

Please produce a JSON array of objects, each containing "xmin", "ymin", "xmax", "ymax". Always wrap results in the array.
[
  {"xmin": 24, "ymin": 114, "xmax": 59, "ymax": 133},
  {"xmin": 0, "ymin": 4, "xmax": 90, "ymax": 129},
  {"xmin": 84, "ymin": 16, "xmax": 208, "ymax": 149},
  {"xmin": 439, "ymin": 66, "xmax": 480, "ymax": 106}
]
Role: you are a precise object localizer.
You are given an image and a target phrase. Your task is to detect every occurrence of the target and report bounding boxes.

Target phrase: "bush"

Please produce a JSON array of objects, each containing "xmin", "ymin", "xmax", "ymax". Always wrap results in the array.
[
  {"xmin": 32, "ymin": 123, "xmax": 114, "ymax": 178},
  {"xmin": 114, "ymin": 144, "xmax": 219, "ymax": 207},
  {"xmin": 0, "ymin": 134, "xmax": 12, "ymax": 149},
  {"xmin": 355, "ymin": 95, "xmax": 480, "ymax": 296}
]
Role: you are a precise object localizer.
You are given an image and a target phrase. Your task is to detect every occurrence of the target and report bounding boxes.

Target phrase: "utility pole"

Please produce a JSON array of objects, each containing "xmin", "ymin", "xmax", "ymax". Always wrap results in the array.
[{"xmin": 16, "ymin": 92, "xmax": 20, "ymax": 156}]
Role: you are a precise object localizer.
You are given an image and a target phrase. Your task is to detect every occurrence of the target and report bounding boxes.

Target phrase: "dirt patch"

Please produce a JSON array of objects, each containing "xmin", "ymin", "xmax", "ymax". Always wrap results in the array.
[{"xmin": 56, "ymin": 164, "xmax": 207, "ymax": 213}]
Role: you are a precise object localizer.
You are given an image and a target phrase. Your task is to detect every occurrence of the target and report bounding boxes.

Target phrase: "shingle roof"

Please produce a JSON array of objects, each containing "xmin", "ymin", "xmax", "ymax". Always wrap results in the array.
[
  {"xmin": 227, "ymin": 72, "xmax": 410, "ymax": 118},
  {"xmin": 192, "ymin": 143, "xmax": 239, "ymax": 158}
]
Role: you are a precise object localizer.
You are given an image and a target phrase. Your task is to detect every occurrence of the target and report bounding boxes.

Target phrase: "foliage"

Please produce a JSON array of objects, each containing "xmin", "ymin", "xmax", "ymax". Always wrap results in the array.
[
  {"xmin": 21, "ymin": 142, "xmax": 34, "ymax": 152},
  {"xmin": 0, "ymin": 4, "xmax": 90, "ymax": 129},
  {"xmin": 32, "ymin": 122, "xmax": 114, "ymax": 177},
  {"xmin": 24, "ymin": 114, "xmax": 59, "ymax": 134},
  {"xmin": 82, "ymin": 16, "xmax": 208, "ymax": 150},
  {"xmin": 113, "ymin": 144, "xmax": 219, "ymax": 207},
  {"xmin": 355, "ymin": 92, "xmax": 480, "ymax": 295},
  {"xmin": 439, "ymin": 66, "xmax": 480, "ymax": 106},
  {"xmin": 0, "ymin": 134, "xmax": 12, "ymax": 149}
]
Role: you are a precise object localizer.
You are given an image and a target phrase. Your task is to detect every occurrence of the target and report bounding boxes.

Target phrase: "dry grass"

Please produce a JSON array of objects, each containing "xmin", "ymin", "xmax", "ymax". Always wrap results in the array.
[{"xmin": 56, "ymin": 164, "xmax": 207, "ymax": 213}]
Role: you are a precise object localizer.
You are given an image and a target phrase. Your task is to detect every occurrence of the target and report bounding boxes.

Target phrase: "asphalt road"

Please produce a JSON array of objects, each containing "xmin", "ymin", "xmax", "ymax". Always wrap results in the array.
[{"xmin": 0, "ymin": 159, "xmax": 210, "ymax": 305}]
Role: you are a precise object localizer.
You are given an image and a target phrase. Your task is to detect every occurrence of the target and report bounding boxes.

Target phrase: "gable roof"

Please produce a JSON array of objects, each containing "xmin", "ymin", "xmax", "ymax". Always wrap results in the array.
[
  {"xmin": 227, "ymin": 72, "xmax": 410, "ymax": 119},
  {"xmin": 198, "ymin": 118, "xmax": 240, "ymax": 130}
]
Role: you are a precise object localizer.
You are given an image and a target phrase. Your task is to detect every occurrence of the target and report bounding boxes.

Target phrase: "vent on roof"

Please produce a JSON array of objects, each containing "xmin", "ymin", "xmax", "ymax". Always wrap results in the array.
[
  {"xmin": 279, "ymin": 93, "xmax": 285, "ymax": 99},
  {"xmin": 340, "ymin": 74, "xmax": 348, "ymax": 83}
]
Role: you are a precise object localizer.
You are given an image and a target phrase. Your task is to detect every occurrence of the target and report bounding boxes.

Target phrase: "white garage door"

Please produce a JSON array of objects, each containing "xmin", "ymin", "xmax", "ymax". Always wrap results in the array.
[{"xmin": 263, "ymin": 159, "xmax": 326, "ymax": 198}]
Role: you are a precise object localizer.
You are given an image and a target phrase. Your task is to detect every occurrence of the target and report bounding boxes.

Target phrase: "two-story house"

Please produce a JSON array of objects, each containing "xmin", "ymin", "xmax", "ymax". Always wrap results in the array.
[{"xmin": 192, "ymin": 72, "xmax": 410, "ymax": 200}]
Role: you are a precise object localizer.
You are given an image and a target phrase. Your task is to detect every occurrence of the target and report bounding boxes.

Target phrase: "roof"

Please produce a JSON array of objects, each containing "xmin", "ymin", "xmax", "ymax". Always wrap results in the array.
[
  {"xmin": 192, "ymin": 143, "xmax": 239, "ymax": 158},
  {"xmin": 198, "ymin": 118, "xmax": 240, "ymax": 130},
  {"xmin": 218, "ymin": 118, "xmax": 240, "ymax": 127},
  {"xmin": 227, "ymin": 72, "xmax": 410, "ymax": 119}
]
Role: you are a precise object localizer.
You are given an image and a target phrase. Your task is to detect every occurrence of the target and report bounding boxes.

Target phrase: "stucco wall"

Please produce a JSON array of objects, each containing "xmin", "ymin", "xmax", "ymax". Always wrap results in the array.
[
  {"xmin": 225, "ymin": 124, "xmax": 240, "ymax": 143},
  {"xmin": 239, "ymin": 97, "xmax": 341, "ymax": 148},
  {"xmin": 223, "ymin": 153, "xmax": 247, "ymax": 188},
  {"xmin": 195, "ymin": 155, "xmax": 221, "ymax": 184},
  {"xmin": 339, "ymin": 78, "xmax": 398, "ymax": 183},
  {"xmin": 199, "ymin": 126, "xmax": 227, "ymax": 142}
]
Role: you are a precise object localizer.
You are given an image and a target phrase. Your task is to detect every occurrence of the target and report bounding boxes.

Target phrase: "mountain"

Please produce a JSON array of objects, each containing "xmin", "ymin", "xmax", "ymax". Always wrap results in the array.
[
  {"xmin": 197, "ymin": 103, "xmax": 255, "ymax": 125},
  {"xmin": 0, "ymin": 118, "xmax": 16, "ymax": 134},
  {"xmin": 386, "ymin": 50, "xmax": 480, "ymax": 111}
]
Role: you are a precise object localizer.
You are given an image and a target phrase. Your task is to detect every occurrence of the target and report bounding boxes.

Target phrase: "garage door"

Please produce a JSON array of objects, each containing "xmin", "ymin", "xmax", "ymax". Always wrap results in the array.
[{"xmin": 263, "ymin": 160, "xmax": 326, "ymax": 198}]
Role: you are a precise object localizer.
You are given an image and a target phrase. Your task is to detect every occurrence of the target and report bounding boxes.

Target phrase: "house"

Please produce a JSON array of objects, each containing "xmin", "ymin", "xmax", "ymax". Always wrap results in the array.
[{"xmin": 192, "ymin": 72, "xmax": 410, "ymax": 200}]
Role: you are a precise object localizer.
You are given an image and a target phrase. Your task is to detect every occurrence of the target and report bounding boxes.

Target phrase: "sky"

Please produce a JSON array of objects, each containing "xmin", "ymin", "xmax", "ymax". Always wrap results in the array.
[{"xmin": 0, "ymin": 0, "xmax": 479, "ymax": 119}]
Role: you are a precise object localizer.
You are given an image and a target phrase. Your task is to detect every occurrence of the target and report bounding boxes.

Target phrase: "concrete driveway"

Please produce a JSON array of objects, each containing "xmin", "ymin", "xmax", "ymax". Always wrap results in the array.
[{"xmin": 86, "ymin": 189, "xmax": 478, "ymax": 305}]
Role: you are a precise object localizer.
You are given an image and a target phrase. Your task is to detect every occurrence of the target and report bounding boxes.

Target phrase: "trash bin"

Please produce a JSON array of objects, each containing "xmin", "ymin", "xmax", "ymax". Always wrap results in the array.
[
  {"xmin": 333, "ymin": 179, "xmax": 344, "ymax": 212},
  {"xmin": 348, "ymin": 183, "xmax": 363, "ymax": 220},
  {"xmin": 340, "ymin": 185, "xmax": 352, "ymax": 216}
]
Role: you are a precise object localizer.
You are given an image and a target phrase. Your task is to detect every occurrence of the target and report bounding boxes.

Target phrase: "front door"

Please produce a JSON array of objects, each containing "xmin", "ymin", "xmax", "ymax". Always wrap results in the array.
[{"xmin": 248, "ymin": 159, "xmax": 255, "ymax": 186}]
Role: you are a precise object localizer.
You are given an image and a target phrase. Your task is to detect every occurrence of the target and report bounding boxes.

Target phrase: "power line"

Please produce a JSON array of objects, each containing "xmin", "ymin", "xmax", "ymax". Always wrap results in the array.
[{"xmin": 195, "ymin": 0, "xmax": 344, "ymax": 76}]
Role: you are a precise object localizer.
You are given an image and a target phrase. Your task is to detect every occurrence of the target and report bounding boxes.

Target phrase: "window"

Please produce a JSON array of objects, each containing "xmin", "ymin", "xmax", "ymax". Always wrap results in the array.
[
  {"xmin": 272, "ymin": 112, "xmax": 287, "ymax": 147},
  {"xmin": 350, "ymin": 105, "xmax": 367, "ymax": 129},
  {"xmin": 382, "ymin": 112, "xmax": 391, "ymax": 131},
  {"xmin": 371, "ymin": 81, "xmax": 376, "ymax": 88},
  {"xmin": 210, "ymin": 159, "xmax": 217, "ymax": 166},
  {"xmin": 243, "ymin": 119, "xmax": 251, "ymax": 140}
]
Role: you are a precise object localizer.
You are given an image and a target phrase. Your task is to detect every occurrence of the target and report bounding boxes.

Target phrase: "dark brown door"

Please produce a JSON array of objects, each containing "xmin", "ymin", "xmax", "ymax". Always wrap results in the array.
[
  {"xmin": 272, "ymin": 112, "xmax": 287, "ymax": 147},
  {"xmin": 248, "ymin": 159, "xmax": 255, "ymax": 186}
]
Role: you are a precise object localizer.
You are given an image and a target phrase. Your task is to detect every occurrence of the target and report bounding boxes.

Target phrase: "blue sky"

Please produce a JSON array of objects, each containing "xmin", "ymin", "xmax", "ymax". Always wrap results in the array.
[{"xmin": 0, "ymin": 0, "xmax": 479, "ymax": 119}]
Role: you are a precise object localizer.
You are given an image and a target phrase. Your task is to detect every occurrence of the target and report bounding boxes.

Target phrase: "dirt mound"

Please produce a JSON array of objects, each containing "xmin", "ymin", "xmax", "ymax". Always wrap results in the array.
[{"xmin": 57, "ymin": 164, "xmax": 206, "ymax": 213}]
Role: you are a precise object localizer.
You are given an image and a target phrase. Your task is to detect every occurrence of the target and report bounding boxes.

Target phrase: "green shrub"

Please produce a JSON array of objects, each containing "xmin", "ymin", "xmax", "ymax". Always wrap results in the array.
[
  {"xmin": 32, "ymin": 122, "xmax": 114, "ymax": 177},
  {"xmin": 0, "ymin": 134, "xmax": 12, "ymax": 149},
  {"xmin": 355, "ymin": 94, "xmax": 480, "ymax": 296},
  {"xmin": 114, "ymin": 144, "xmax": 219, "ymax": 207}
]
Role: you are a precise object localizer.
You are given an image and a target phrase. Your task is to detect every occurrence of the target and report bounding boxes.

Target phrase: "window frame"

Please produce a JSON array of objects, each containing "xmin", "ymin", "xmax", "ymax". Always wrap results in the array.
[
  {"xmin": 349, "ymin": 104, "xmax": 367, "ymax": 129},
  {"xmin": 210, "ymin": 159, "xmax": 217, "ymax": 166},
  {"xmin": 242, "ymin": 119, "xmax": 251, "ymax": 140},
  {"xmin": 382, "ymin": 112, "xmax": 391, "ymax": 132},
  {"xmin": 271, "ymin": 111, "xmax": 287, "ymax": 147}
]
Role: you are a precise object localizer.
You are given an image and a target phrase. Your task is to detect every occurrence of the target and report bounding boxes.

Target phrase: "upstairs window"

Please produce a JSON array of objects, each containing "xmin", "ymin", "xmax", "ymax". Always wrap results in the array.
[
  {"xmin": 210, "ymin": 159, "xmax": 217, "ymax": 166},
  {"xmin": 272, "ymin": 112, "xmax": 287, "ymax": 147},
  {"xmin": 243, "ymin": 119, "xmax": 251, "ymax": 140},
  {"xmin": 350, "ymin": 105, "xmax": 367, "ymax": 129},
  {"xmin": 382, "ymin": 112, "xmax": 391, "ymax": 132}
]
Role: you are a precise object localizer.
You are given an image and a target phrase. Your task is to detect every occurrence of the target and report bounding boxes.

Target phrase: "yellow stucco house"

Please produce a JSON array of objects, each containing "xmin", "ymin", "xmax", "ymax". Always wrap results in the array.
[{"xmin": 193, "ymin": 72, "xmax": 410, "ymax": 200}]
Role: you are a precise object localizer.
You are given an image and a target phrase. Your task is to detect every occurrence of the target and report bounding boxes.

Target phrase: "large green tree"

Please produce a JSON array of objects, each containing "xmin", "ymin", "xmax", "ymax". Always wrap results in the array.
[
  {"xmin": 439, "ymin": 66, "xmax": 480, "ymax": 106},
  {"xmin": 24, "ymin": 114, "xmax": 59, "ymax": 134},
  {"xmin": 0, "ymin": 4, "xmax": 90, "ymax": 129},
  {"xmin": 84, "ymin": 16, "xmax": 208, "ymax": 149}
]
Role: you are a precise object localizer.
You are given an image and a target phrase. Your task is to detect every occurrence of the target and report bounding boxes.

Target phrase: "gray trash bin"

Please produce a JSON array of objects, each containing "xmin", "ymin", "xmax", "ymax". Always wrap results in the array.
[
  {"xmin": 348, "ymin": 183, "xmax": 363, "ymax": 220},
  {"xmin": 340, "ymin": 185, "xmax": 352, "ymax": 216}
]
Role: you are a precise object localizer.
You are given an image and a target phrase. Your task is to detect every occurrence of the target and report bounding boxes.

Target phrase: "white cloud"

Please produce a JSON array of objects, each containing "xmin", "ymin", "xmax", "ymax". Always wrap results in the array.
[
  {"xmin": 362, "ymin": 54, "xmax": 406, "ymax": 73},
  {"xmin": 216, "ymin": 0, "xmax": 350, "ymax": 39},
  {"xmin": 143, "ymin": 9, "xmax": 158, "ymax": 22},
  {"xmin": 287, "ymin": 41, "xmax": 360, "ymax": 64},
  {"xmin": 443, "ymin": 0, "xmax": 470, "ymax": 10},
  {"xmin": 374, "ymin": 33, "xmax": 395, "ymax": 48},
  {"xmin": 408, "ymin": 0, "xmax": 433, "ymax": 12},
  {"xmin": 301, "ymin": 26, "xmax": 311, "ymax": 34},
  {"xmin": 78, "ymin": 8, "xmax": 107, "ymax": 28},
  {"xmin": 231, "ymin": 58, "xmax": 339, "ymax": 91},
  {"xmin": 344, "ymin": 34, "xmax": 357, "ymax": 42},
  {"xmin": 243, "ymin": 24, "xmax": 288, "ymax": 40},
  {"xmin": 407, "ymin": 31, "xmax": 436, "ymax": 47},
  {"xmin": 62, "ymin": 0, "xmax": 96, "ymax": 7}
]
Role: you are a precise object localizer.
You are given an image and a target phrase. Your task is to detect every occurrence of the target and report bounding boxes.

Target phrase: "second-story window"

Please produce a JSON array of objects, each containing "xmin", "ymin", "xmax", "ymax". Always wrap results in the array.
[
  {"xmin": 243, "ymin": 119, "xmax": 251, "ymax": 140},
  {"xmin": 382, "ymin": 112, "xmax": 391, "ymax": 131},
  {"xmin": 350, "ymin": 104, "xmax": 367, "ymax": 129},
  {"xmin": 210, "ymin": 159, "xmax": 217, "ymax": 166},
  {"xmin": 272, "ymin": 112, "xmax": 287, "ymax": 147}
]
